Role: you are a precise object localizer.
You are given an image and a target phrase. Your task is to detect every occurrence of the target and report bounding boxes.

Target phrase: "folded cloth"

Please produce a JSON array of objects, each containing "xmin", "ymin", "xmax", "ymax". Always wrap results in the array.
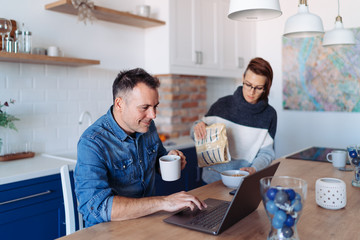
[{"xmin": 194, "ymin": 123, "xmax": 231, "ymax": 168}]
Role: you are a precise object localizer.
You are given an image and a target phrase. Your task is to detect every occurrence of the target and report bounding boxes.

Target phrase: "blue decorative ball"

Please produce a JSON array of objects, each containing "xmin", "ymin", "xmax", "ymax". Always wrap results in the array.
[
  {"xmin": 282, "ymin": 226, "xmax": 294, "ymax": 238},
  {"xmin": 272, "ymin": 217, "xmax": 284, "ymax": 229},
  {"xmin": 266, "ymin": 200, "xmax": 278, "ymax": 215},
  {"xmin": 285, "ymin": 189, "xmax": 296, "ymax": 201},
  {"xmin": 274, "ymin": 209, "xmax": 287, "ymax": 224},
  {"xmin": 284, "ymin": 215, "xmax": 295, "ymax": 227},
  {"xmin": 351, "ymin": 157, "xmax": 360, "ymax": 166},
  {"xmin": 274, "ymin": 190, "xmax": 289, "ymax": 205},
  {"xmin": 349, "ymin": 150, "xmax": 358, "ymax": 158},
  {"xmin": 266, "ymin": 188, "xmax": 278, "ymax": 200},
  {"xmin": 292, "ymin": 200, "xmax": 303, "ymax": 212}
]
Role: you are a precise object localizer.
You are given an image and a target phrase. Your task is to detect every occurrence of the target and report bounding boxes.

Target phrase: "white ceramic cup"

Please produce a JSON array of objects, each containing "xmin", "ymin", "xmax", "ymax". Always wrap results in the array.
[
  {"xmin": 326, "ymin": 150, "xmax": 347, "ymax": 168},
  {"xmin": 159, "ymin": 155, "xmax": 181, "ymax": 181},
  {"xmin": 47, "ymin": 46, "xmax": 63, "ymax": 57},
  {"xmin": 136, "ymin": 5, "xmax": 151, "ymax": 17}
]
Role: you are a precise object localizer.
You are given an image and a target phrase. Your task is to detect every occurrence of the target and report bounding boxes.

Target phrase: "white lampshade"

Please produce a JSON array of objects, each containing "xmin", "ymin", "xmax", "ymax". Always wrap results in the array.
[
  {"xmin": 283, "ymin": 2, "xmax": 324, "ymax": 38},
  {"xmin": 323, "ymin": 16, "xmax": 355, "ymax": 46},
  {"xmin": 228, "ymin": 0, "xmax": 282, "ymax": 21}
]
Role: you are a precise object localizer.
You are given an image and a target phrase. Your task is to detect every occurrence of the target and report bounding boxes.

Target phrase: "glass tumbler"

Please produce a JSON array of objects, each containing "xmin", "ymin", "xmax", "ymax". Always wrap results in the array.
[
  {"xmin": 260, "ymin": 176, "xmax": 307, "ymax": 240},
  {"xmin": 347, "ymin": 145, "xmax": 360, "ymax": 187}
]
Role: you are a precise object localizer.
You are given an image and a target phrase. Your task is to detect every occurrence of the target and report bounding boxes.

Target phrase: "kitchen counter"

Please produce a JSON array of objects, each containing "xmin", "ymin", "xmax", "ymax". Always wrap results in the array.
[
  {"xmin": 0, "ymin": 153, "xmax": 76, "ymax": 185},
  {"xmin": 0, "ymin": 136, "xmax": 195, "ymax": 186}
]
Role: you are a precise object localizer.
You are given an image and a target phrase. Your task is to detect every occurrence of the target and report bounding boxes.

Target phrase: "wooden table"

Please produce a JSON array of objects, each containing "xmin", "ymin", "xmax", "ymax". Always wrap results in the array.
[{"xmin": 58, "ymin": 158, "xmax": 360, "ymax": 240}]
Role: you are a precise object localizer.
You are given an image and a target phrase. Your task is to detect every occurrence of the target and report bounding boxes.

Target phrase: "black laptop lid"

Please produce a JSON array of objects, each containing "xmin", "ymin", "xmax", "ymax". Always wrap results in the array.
[{"xmin": 218, "ymin": 161, "xmax": 280, "ymax": 233}]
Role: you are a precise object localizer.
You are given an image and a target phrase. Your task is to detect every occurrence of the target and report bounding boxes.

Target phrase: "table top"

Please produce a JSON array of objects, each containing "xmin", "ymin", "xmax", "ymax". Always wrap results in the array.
[{"xmin": 58, "ymin": 158, "xmax": 360, "ymax": 240}]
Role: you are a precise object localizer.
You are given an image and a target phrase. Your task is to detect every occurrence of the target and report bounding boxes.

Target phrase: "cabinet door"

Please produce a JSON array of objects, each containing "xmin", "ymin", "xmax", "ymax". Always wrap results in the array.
[
  {"xmin": 219, "ymin": 0, "xmax": 256, "ymax": 74},
  {"xmin": 170, "ymin": 0, "xmax": 220, "ymax": 72},
  {"xmin": 0, "ymin": 174, "xmax": 66, "ymax": 240},
  {"xmin": 169, "ymin": 0, "xmax": 196, "ymax": 68},
  {"xmin": 193, "ymin": 0, "xmax": 220, "ymax": 69}
]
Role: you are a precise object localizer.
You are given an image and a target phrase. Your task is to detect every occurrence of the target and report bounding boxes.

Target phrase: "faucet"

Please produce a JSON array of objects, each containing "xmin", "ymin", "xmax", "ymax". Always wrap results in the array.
[{"xmin": 79, "ymin": 111, "xmax": 93, "ymax": 126}]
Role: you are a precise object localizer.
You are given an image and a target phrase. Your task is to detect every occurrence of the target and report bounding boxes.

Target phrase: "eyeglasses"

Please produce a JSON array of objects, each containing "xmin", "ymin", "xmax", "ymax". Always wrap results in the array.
[{"xmin": 243, "ymin": 82, "xmax": 265, "ymax": 93}]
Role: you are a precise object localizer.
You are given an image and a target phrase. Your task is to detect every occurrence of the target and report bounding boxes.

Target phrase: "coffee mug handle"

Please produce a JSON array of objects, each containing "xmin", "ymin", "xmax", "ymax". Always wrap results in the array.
[{"xmin": 326, "ymin": 153, "xmax": 333, "ymax": 162}]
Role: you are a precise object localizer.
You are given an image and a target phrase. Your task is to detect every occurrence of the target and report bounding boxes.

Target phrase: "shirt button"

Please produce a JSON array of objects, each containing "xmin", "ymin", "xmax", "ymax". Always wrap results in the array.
[
  {"xmin": 123, "ymin": 165, "xmax": 126, "ymax": 169},
  {"xmin": 152, "ymin": 150, "xmax": 155, "ymax": 153}
]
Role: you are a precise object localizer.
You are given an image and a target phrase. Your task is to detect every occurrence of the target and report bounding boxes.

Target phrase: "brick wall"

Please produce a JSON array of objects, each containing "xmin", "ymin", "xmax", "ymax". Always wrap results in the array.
[{"xmin": 154, "ymin": 74, "xmax": 207, "ymax": 139}]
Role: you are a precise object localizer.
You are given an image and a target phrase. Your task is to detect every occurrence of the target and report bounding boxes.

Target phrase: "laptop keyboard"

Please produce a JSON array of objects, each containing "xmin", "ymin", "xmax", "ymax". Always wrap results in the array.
[{"xmin": 188, "ymin": 201, "xmax": 230, "ymax": 229}]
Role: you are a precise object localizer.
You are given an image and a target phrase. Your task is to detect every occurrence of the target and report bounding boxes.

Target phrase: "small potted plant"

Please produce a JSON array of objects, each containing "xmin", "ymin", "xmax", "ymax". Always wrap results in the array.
[{"xmin": 0, "ymin": 99, "xmax": 19, "ymax": 156}]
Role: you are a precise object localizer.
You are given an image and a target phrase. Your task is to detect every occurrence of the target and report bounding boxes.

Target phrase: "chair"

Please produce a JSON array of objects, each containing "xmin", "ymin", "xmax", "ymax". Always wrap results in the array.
[{"xmin": 60, "ymin": 165, "xmax": 84, "ymax": 235}]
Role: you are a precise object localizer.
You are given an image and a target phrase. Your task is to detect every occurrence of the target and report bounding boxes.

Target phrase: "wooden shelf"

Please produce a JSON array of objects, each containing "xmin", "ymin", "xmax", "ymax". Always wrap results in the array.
[
  {"xmin": 0, "ymin": 52, "xmax": 100, "ymax": 67},
  {"xmin": 45, "ymin": 0, "xmax": 166, "ymax": 28}
]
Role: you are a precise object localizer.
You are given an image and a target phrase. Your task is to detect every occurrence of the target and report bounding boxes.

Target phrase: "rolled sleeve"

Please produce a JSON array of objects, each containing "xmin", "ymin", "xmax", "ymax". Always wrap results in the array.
[
  {"xmin": 86, "ymin": 189, "xmax": 113, "ymax": 224},
  {"xmin": 251, "ymin": 144, "xmax": 275, "ymax": 171},
  {"xmin": 75, "ymin": 138, "xmax": 114, "ymax": 227}
]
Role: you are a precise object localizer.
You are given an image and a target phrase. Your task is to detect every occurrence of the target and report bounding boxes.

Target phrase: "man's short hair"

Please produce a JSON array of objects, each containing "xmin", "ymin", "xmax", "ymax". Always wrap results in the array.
[{"xmin": 112, "ymin": 68, "xmax": 160, "ymax": 102}]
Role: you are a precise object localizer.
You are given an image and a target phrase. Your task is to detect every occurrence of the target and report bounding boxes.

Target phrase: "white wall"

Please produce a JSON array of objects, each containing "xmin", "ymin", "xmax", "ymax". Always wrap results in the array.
[
  {"xmin": 256, "ymin": 0, "xmax": 360, "ymax": 157},
  {"xmin": 0, "ymin": 0, "xmax": 152, "ymax": 154}
]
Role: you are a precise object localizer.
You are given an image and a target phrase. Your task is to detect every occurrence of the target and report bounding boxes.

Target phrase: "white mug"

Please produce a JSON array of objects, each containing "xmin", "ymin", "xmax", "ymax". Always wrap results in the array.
[
  {"xmin": 326, "ymin": 150, "xmax": 347, "ymax": 168},
  {"xmin": 159, "ymin": 155, "xmax": 181, "ymax": 181},
  {"xmin": 136, "ymin": 5, "xmax": 151, "ymax": 17},
  {"xmin": 47, "ymin": 46, "xmax": 63, "ymax": 57}
]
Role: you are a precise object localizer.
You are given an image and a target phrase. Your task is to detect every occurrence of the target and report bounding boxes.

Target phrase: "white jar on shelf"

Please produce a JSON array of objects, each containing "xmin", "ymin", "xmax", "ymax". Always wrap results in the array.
[{"xmin": 23, "ymin": 30, "xmax": 31, "ymax": 53}]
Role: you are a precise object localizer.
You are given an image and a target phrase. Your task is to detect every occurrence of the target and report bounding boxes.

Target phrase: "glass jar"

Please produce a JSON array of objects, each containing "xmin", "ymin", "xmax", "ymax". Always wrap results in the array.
[
  {"xmin": 23, "ymin": 30, "xmax": 31, "ymax": 53},
  {"xmin": 5, "ymin": 36, "xmax": 14, "ymax": 52},
  {"xmin": 14, "ymin": 29, "xmax": 22, "ymax": 53}
]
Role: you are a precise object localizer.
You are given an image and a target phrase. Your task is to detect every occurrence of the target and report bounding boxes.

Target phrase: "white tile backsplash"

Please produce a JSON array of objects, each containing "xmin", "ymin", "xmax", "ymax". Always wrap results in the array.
[
  {"xmin": 20, "ymin": 63, "xmax": 46, "ymax": 76},
  {"xmin": 7, "ymin": 75, "xmax": 33, "ymax": 89},
  {"xmin": 21, "ymin": 89, "xmax": 46, "ymax": 102},
  {"xmin": 206, "ymin": 77, "xmax": 238, "ymax": 109},
  {"xmin": 1, "ymin": 62, "xmax": 117, "ymax": 155},
  {"xmin": 34, "ymin": 76, "xmax": 58, "ymax": 89},
  {"xmin": 46, "ymin": 89, "xmax": 68, "ymax": 102}
]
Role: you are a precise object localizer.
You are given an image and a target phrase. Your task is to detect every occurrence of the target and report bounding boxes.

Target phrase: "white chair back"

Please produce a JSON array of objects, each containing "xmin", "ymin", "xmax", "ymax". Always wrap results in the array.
[{"xmin": 60, "ymin": 165, "xmax": 84, "ymax": 235}]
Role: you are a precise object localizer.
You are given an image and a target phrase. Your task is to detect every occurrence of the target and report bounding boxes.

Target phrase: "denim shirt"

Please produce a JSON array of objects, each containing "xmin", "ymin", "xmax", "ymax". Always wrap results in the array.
[{"xmin": 74, "ymin": 106, "xmax": 167, "ymax": 227}]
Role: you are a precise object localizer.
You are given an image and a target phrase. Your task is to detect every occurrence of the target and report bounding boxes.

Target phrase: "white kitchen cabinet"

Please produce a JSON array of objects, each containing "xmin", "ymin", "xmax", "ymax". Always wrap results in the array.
[
  {"xmin": 170, "ymin": 0, "xmax": 219, "ymax": 70},
  {"xmin": 219, "ymin": 0, "xmax": 255, "ymax": 75},
  {"xmin": 168, "ymin": 0, "xmax": 255, "ymax": 78}
]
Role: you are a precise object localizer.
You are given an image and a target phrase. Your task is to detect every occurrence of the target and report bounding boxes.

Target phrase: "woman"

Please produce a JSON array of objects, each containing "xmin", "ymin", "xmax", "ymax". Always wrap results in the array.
[{"xmin": 192, "ymin": 57, "xmax": 277, "ymax": 184}]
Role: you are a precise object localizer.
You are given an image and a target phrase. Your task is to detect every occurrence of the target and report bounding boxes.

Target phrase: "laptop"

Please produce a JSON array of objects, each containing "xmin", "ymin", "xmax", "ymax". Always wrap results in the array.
[{"xmin": 163, "ymin": 162, "xmax": 280, "ymax": 235}]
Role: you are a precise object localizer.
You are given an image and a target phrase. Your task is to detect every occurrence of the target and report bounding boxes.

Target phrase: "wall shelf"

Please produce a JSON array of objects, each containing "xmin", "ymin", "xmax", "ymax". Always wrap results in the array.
[
  {"xmin": 45, "ymin": 0, "xmax": 166, "ymax": 28},
  {"xmin": 0, "ymin": 52, "xmax": 100, "ymax": 67}
]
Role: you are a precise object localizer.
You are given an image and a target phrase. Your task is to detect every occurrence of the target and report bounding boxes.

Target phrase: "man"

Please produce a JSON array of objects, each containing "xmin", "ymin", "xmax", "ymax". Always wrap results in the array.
[{"xmin": 75, "ymin": 68, "xmax": 206, "ymax": 227}]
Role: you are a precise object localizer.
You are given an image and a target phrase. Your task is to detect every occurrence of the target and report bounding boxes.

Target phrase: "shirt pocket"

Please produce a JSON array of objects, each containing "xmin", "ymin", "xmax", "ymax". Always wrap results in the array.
[
  {"xmin": 145, "ymin": 143, "xmax": 159, "ymax": 169},
  {"xmin": 112, "ymin": 157, "xmax": 138, "ymax": 184}
]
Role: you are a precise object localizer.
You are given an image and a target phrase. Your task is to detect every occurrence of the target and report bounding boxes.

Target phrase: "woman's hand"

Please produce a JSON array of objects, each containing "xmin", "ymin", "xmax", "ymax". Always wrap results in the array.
[
  {"xmin": 240, "ymin": 167, "xmax": 256, "ymax": 175},
  {"xmin": 194, "ymin": 121, "xmax": 207, "ymax": 140}
]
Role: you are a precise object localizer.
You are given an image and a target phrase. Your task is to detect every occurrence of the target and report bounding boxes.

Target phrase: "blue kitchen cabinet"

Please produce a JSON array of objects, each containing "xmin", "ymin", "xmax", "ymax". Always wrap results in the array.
[
  {"xmin": 0, "ymin": 174, "xmax": 71, "ymax": 240},
  {"xmin": 155, "ymin": 146, "xmax": 205, "ymax": 196}
]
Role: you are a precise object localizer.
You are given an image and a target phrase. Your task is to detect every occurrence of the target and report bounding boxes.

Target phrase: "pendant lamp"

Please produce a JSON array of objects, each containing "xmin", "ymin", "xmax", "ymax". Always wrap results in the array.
[
  {"xmin": 228, "ymin": 0, "xmax": 282, "ymax": 21},
  {"xmin": 323, "ymin": 0, "xmax": 355, "ymax": 46},
  {"xmin": 283, "ymin": 0, "xmax": 324, "ymax": 38}
]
